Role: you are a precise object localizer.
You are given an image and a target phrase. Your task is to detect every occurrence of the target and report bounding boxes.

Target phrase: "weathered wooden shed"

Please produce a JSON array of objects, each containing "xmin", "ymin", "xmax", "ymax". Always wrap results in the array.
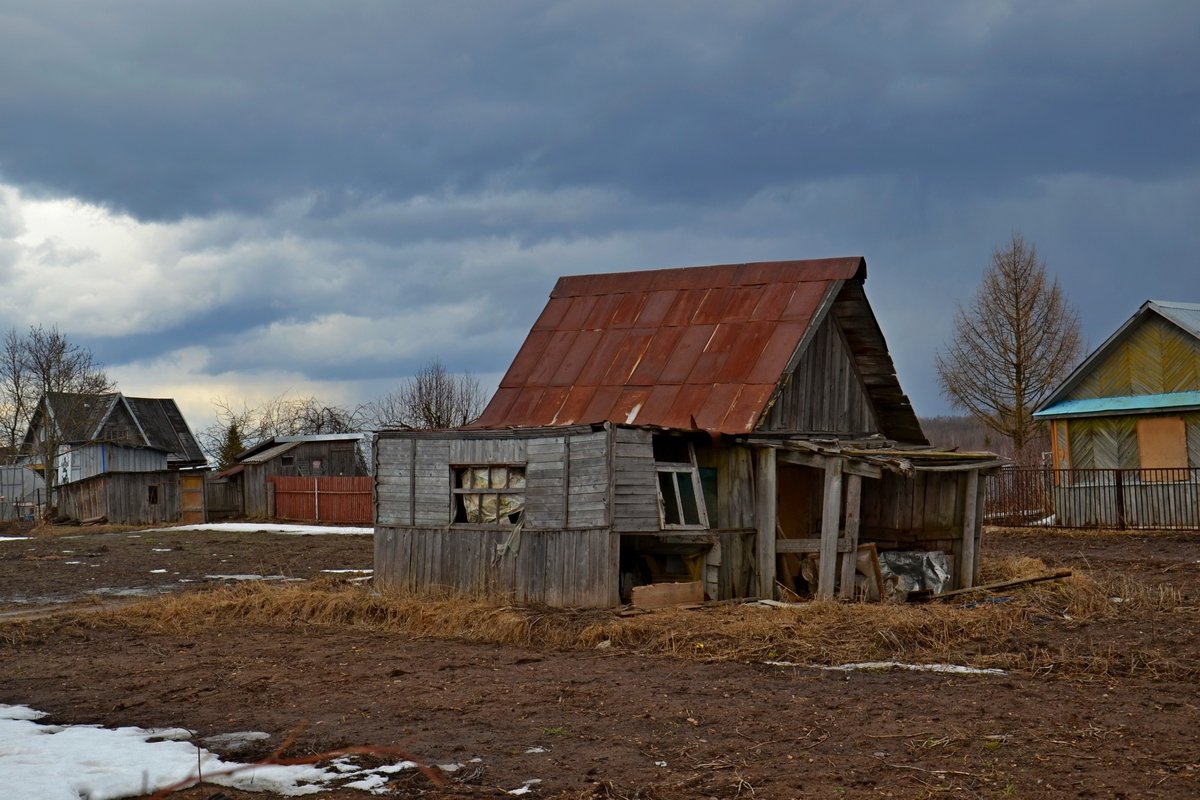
[
  {"xmin": 375, "ymin": 258, "xmax": 1000, "ymax": 606},
  {"xmin": 219, "ymin": 433, "xmax": 369, "ymax": 518},
  {"xmin": 55, "ymin": 470, "xmax": 207, "ymax": 525},
  {"xmin": 1034, "ymin": 299, "xmax": 1200, "ymax": 526}
]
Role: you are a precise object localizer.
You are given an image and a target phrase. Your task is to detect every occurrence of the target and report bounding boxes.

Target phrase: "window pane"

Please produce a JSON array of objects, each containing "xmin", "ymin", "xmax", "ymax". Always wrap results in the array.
[
  {"xmin": 470, "ymin": 468, "xmax": 489, "ymax": 489},
  {"xmin": 658, "ymin": 471, "xmax": 681, "ymax": 525},
  {"xmin": 490, "ymin": 466, "xmax": 508, "ymax": 489},
  {"xmin": 508, "ymin": 469, "xmax": 526, "ymax": 489},
  {"xmin": 677, "ymin": 473, "xmax": 701, "ymax": 525}
]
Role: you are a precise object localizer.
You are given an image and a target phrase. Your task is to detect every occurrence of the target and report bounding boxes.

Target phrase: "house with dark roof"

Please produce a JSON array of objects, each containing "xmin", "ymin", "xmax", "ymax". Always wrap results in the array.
[
  {"xmin": 374, "ymin": 259, "xmax": 1000, "ymax": 607},
  {"xmin": 1033, "ymin": 300, "xmax": 1200, "ymax": 527},
  {"xmin": 23, "ymin": 392, "xmax": 208, "ymax": 524}
]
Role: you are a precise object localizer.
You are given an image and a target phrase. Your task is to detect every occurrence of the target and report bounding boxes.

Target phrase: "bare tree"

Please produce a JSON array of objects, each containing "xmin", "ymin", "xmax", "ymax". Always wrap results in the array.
[
  {"xmin": 199, "ymin": 393, "xmax": 367, "ymax": 464},
  {"xmin": 0, "ymin": 328, "xmax": 36, "ymax": 458},
  {"xmin": 5, "ymin": 326, "xmax": 115, "ymax": 506},
  {"xmin": 935, "ymin": 234, "xmax": 1081, "ymax": 460},
  {"xmin": 366, "ymin": 359, "xmax": 486, "ymax": 430}
]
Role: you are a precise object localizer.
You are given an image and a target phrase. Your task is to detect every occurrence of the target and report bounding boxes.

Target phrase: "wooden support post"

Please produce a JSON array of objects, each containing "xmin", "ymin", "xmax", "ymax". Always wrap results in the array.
[
  {"xmin": 973, "ymin": 467, "xmax": 986, "ymax": 585},
  {"xmin": 755, "ymin": 447, "xmax": 777, "ymax": 599},
  {"xmin": 959, "ymin": 469, "xmax": 979, "ymax": 590},
  {"xmin": 838, "ymin": 473, "xmax": 862, "ymax": 599},
  {"xmin": 818, "ymin": 459, "xmax": 843, "ymax": 600}
]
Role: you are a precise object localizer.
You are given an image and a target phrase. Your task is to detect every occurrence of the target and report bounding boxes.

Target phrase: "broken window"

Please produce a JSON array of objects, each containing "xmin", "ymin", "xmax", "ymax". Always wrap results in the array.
[
  {"xmin": 653, "ymin": 437, "xmax": 709, "ymax": 529},
  {"xmin": 147, "ymin": 485, "xmax": 159, "ymax": 505},
  {"xmin": 452, "ymin": 465, "xmax": 526, "ymax": 524}
]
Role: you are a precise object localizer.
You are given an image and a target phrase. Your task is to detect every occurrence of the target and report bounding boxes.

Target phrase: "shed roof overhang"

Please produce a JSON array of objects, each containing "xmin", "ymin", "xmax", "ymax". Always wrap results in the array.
[
  {"xmin": 743, "ymin": 434, "xmax": 1004, "ymax": 476},
  {"xmin": 1034, "ymin": 391, "xmax": 1200, "ymax": 420}
]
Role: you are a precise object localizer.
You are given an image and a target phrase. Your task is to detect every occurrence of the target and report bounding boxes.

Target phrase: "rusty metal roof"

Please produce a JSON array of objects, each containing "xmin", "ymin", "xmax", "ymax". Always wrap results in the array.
[{"xmin": 473, "ymin": 258, "xmax": 868, "ymax": 434}]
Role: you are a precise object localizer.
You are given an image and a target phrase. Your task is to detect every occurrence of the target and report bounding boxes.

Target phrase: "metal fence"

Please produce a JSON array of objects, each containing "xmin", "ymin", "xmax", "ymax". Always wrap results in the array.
[{"xmin": 985, "ymin": 467, "xmax": 1200, "ymax": 530}]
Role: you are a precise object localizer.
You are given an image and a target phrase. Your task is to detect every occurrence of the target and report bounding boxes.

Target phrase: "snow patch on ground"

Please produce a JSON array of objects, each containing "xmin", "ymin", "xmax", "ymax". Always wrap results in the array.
[
  {"xmin": 148, "ymin": 522, "xmax": 373, "ymax": 535},
  {"xmin": 0, "ymin": 536, "xmax": 28, "ymax": 541},
  {"xmin": 765, "ymin": 660, "xmax": 1005, "ymax": 675},
  {"xmin": 0, "ymin": 704, "xmax": 449, "ymax": 799},
  {"xmin": 204, "ymin": 574, "xmax": 306, "ymax": 582}
]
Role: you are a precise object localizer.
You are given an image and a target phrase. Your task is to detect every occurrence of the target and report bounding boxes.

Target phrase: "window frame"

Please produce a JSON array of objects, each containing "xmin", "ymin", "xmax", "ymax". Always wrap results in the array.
[
  {"xmin": 450, "ymin": 463, "xmax": 527, "ymax": 526},
  {"xmin": 653, "ymin": 440, "xmax": 710, "ymax": 530}
]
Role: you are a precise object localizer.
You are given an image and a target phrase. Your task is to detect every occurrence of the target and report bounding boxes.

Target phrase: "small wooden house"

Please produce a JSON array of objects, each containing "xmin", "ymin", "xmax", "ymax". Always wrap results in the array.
[
  {"xmin": 1034, "ymin": 300, "xmax": 1200, "ymax": 526},
  {"xmin": 55, "ymin": 470, "xmax": 206, "ymax": 525},
  {"xmin": 374, "ymin": 259, "xmax": 1000, "ymax": 606},
  {"xmin": 23, "ymin": 392, "xmax": 207, "ymax": 485},
  {"xmin": 216, "ymin": 433, "xmax": 370, "ymax": 518}
]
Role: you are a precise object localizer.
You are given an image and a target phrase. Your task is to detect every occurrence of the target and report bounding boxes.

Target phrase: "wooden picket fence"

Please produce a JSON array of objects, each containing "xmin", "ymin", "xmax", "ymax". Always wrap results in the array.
[{"xmin": 268, "ymin": 475, "xmax": 373, "ymax": 524}]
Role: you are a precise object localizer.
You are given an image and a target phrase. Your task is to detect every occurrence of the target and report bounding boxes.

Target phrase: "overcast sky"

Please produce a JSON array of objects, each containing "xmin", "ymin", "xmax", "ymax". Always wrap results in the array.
[{"xmin": 1, "ymin": 1, "xmax": 1198, "ymax": 435}]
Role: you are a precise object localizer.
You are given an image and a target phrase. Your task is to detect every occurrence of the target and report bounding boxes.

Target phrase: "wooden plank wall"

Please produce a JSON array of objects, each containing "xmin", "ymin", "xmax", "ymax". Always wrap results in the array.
[
  {"xmin": 375, "ymin": 526, "xmax": 618, "ymax": 607},
  {"xmin": 611, "ymin": 427, "xmax": 659, "ymax": 531},
  {"xmin": 694, "ymin": 445, "xmax": 755, "ymax": 529},
  {"xmin": 1067, "ymin": 413, "xmax": 1200, "ymax": 470},
  {"xmin": 270, "ymin": 476, "xmax": 373, "ymax": 523},
  {"xmin": 859, "ymin": 470, "xmax": 967, "ymax": 562},
  {"xmin": 1069, "ymin": 314, "xmax": 1200, "ymax": 401},
  {"xmin": 205, "ymin": 478, "xmax": 243, "ymax": 520},
  {"xmin": 413, "ymin": 439, "xmax": 452, "ymax": 524},
  {"xmin": 57, "ymin": 471, "xmax": 182, "ymax": 525},
  {"xmin": 375, "ymin": 430, "xmax": 610, "ymax": 529},
  {"xmin": 568, "ymin": 431, "xmax": 609, "ymax": 527},
  {"xmin": 759, "ymin": 313, "xmax": 880, "ymax": 434},
  {"xmin": 524, "ymin": 435, "xmax": 566, "ymax": 527},
  {"xmin": 376, "ymin": 438, "xmax": 414, "ymax": 525}
]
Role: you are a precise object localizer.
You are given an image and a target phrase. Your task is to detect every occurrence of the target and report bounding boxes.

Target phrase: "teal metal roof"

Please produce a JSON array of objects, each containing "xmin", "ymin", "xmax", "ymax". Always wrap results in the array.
[{"xmin": 1035, "ymin": 391, "xmax": 1200, "ymax": 419}]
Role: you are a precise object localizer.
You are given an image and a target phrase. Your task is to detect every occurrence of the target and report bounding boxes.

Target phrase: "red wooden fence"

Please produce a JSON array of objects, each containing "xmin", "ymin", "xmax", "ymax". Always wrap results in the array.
[{"xmin": 268, "ymin": 476, "xmax": 373, "ymax": 524}]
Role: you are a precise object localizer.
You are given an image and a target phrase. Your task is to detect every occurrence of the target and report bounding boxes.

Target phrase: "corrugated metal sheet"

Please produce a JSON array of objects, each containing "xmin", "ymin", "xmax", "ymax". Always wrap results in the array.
[
  {"xmin": 1035, "ymin": 391, "xmax": 1200, "ymax": 419},
  {"xmin": 473, "ymin": 258, "xmax": 865, "ymax": 434},
  {"xmin": 240, "ymin": 441, "xmax": 302, "ymax": 465}
]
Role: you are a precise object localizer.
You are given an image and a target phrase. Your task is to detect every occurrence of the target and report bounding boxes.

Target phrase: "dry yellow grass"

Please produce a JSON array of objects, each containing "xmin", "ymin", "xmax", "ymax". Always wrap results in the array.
[{"xmin": 58, "ymin": 552, "xmax": 1186, "ymax": 680}]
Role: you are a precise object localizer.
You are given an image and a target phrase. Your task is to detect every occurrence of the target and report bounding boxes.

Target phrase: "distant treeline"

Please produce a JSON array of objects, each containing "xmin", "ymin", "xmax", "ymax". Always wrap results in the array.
[{"xmin": 920, "ymin": 416, "xmax": 1049, "ymax": 463}]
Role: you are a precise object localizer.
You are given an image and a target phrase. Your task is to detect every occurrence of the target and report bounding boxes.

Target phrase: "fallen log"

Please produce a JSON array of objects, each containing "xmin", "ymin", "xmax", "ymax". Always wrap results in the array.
[{"xmin": 910, "ymin": 569, "xmax": 1073, "ymax": 603}]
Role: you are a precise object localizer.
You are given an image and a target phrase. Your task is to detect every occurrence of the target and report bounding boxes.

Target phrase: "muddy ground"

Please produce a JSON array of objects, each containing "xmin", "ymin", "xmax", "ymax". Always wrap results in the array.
[{"xmin": 0, "ymin": 524, "xmax": 1197, "ymax": 799}]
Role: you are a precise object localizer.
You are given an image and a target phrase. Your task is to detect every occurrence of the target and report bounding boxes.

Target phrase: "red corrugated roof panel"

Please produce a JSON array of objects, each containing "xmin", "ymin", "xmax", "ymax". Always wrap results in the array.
[
  {"xmin": 633, "ymin": 289, "xmax": 677, "ymax": 327},
  {"xmin": 551, "ymin": 329, "xmax": 602, "ymax": 387},
  {"xmin": 475, "ymin": 258, "xmax": 863, "ymax": 433},
  {"xmin": 526, "ymin": 330, "xmax": 578, "ymax": 387},
  {"xmin": 658, "ymin": 324, "xmax": 716, "ymax": 384}
]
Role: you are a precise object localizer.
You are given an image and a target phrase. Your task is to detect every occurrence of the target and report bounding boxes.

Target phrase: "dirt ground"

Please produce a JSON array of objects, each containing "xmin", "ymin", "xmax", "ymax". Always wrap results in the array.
[{"xmin": 1, "ymin": 524, "xmax": 1197, "ymax": 799}]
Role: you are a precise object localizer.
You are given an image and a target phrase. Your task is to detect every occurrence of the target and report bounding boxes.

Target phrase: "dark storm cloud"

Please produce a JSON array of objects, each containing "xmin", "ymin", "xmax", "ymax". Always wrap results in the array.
[
  {"xmin": 1, "ymin": 1, "xmax": 1199, "ymax": 420},
  {"xmin": 3, "ymin": 1, "xmax": 1198, "ymax": 221}
]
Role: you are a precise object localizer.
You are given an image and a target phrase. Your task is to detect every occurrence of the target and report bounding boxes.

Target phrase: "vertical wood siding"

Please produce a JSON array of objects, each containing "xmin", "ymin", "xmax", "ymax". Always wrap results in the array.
[
  {"xmin": 56, "ymin": 471, "xmax": 182, "ymax": 525},
  {"xmin": 759, "ymin": 312, "xmax": 880, "ymax": 434},
  {"xmin": 859, "ymin": 471, "xmax": 968, "ymax": 570},
  {"xmin": 269, "ymin": 476, "xmax": 373, "ymax": 524},
  {"xmin": 375, "ymin": 526, "xmax": 618, "ymax": 607}
]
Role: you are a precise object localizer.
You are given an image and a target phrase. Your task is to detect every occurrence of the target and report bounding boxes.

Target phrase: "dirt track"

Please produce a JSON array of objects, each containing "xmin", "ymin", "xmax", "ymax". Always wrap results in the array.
[{"xmin": 1, "ymin": 525, "xmax": 1197, "ymax": 799}]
